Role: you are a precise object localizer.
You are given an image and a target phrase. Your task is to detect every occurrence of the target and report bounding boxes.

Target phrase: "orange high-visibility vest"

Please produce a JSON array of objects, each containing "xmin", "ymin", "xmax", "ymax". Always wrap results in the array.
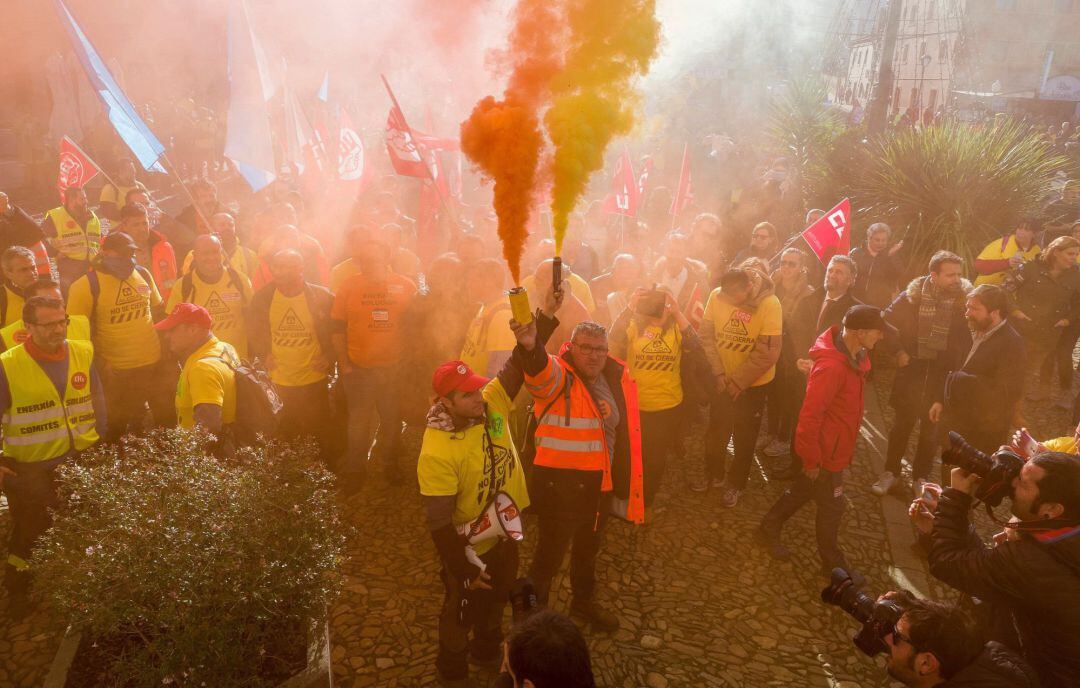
[{"xmin": 524, "ymin": 350, "xmax": 645, "ymax": 524}]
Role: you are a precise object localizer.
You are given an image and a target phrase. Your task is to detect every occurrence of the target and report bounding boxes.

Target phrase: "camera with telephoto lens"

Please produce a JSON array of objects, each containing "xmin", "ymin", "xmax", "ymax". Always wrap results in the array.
[
  {"xmin": 635, "ymin": 288, "xmax": 667, "ymax": 318},
  {"xmin": 821, "ymin": 568, "xmax": 905, "ymax": 656},
  {"xmin": 941, "ymin": 431, "xmax": 1026, "ymax": 507}
]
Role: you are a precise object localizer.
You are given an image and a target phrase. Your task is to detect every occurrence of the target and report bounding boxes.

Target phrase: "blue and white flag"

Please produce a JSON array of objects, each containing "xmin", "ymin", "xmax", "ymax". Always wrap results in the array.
[
  {"xmin": 53, "ymin": 0, "xmax": 166, "ymax": 173},
  {"xmin": 224, "ymin": 0, "xmax": 277, "ymax": 192}
]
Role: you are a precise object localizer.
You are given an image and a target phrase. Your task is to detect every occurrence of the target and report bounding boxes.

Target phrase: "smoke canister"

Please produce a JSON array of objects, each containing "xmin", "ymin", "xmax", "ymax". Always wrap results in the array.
[{"xmin": 508, "ymin": 287, "xmax": 533, "ymax": 326}]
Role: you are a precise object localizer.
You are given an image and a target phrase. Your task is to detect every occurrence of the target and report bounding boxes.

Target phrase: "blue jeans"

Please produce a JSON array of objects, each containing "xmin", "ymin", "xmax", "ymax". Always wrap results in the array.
[{"xmin": 340, "ymin": 366, "xmax": 402, "ymax": 477}]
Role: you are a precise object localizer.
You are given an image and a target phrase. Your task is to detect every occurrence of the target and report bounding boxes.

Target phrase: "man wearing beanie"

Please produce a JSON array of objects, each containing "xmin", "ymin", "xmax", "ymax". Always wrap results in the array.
[{"xmin": 754, "ymin": 305, "xmax": 890, "ymax": 575}]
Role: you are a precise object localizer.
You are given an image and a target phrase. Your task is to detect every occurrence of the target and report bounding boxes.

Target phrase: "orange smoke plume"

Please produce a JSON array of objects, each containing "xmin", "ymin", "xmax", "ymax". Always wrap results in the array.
[
  {"xmin": 460, "ymin": 1, "xmax": 562, "ymax": 285},
  {"xmin": 546, "ymin": 0, "xmax": 660, "ymax": 254}
]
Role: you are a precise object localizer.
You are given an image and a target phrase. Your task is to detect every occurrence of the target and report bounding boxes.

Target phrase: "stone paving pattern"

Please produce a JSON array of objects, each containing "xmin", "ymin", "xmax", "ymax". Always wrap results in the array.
[{"xmin": 1, "ymin": 362, "xmax": 1073, "ymax": 687}]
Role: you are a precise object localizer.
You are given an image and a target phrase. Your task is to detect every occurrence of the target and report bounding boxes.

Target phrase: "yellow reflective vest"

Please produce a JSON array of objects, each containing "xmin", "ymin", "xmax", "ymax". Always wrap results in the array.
[
  {"xmin": 45, "ymin": 206, "xmax": 102, "ymax": 262},
  {"xmin": 0, "ymin": 315, "xmax": 91, "ymax": 351},
  {"xmin": 0, "ymin": 340, "xmax": 99, "ymax": 462}
]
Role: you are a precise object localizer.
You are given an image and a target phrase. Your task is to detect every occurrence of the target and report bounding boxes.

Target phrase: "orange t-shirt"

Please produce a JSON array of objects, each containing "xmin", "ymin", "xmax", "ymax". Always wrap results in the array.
[{"xmin": 331, "ymin": 272, "xmax": 417, "ymax": 367}]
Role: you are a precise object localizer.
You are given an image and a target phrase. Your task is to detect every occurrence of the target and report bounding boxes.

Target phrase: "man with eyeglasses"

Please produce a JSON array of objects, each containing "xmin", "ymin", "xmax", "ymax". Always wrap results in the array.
[
  {"xmin": 879, "ymin": 591, "xmax": 1037, "ymax": 687},
  {"xmin": 0, "ymin": 296, "xmax": 106, "ymax": 618},
  {"xmin": 517, "ymin": 318, "xmax": 645, "ymax": 633}
]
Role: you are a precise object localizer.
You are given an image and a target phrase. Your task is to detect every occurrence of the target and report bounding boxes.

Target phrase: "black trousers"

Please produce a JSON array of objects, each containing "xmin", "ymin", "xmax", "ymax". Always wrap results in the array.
[
  {"xmin": 277, "ymin": 379, "xmax": 333, "ymax": 459},
  {"xmin": 527, "ymin": 510, "xmax": 607, "ymax": 605},
  {"xmin": 2, "ymin": 458, "xmax": 61, "ymax": 596},
  {"xmin": 885, "ymin": 404, "xmax": 939, "ymax": 481},
  {"xmin": 640, "ymin": 405, "xmax": 682, "ymax": 507},
  {"xmin": 759, "ymin": 468, "xmax": 848, "ymax": 572},
  {"xmin": 102, "ymin": 359, "xmax": 177, "ymax": 442},
  {"xmin": 437, "ymin": 540, "xmax": 519, "ymax": 681},
  {"xmin": 704, "ymin": 385, "xmax": 767, "ymax": 489}
]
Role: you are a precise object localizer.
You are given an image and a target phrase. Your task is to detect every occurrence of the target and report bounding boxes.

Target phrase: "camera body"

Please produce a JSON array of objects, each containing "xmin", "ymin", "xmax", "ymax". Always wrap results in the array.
[
  {"xmin": 635, "ymin": 289, "xmax": 667, "ymax": 319},
  {"xmin": 821, "ymin": 568, "xmax": 905, "ymax": 656},
  {"xmin": 942, "ymin": 431, "xmax": 1025, "ymax": 507}
]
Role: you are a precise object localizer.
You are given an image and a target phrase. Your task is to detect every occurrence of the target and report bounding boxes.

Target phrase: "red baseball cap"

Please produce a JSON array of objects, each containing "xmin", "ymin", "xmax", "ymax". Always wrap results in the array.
[
  {"xmin": 154, "ymin": 303, "xmax": 213, "ymax": 331},
  {"xmin": 432, "ymin": 360, "xmax": 489, "ymax": 397}
]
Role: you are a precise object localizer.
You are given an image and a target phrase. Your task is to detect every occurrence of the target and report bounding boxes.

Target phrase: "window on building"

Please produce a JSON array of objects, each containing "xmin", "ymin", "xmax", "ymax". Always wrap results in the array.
[
  {"xmin": 920, "ymin": 41, "xmax": 928, "ymax": 57},
  {"xmin": 996, "ymin": 0, "xmax": 1017, "ymax": 9},
  {"xmin": 926, "ymin": 1, "xmax": 935, "ymax": 19},
  {"xmin": 1055, "ymin": 0, "xmax": 1073, "ymax": 12},
  {"xmin": 929, "ymin": 89, "xmax": 938, "ymax": 110},
  {"xmin": 909, "ymin": 2, "xmax": 918, "ymax": 21},
  {"xmin": 903, "ymin": 43, "xmax": 910, "ymax": 63},
  {"xmin": 939, "ymin": 39, "xmax": 949, "ymax": 62}
]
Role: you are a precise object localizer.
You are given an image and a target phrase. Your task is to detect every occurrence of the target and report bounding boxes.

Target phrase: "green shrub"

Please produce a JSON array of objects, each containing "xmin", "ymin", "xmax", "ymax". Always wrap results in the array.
[{"xmin": 33, "ymin": 429, "xmax": 348, "ymax": 687}]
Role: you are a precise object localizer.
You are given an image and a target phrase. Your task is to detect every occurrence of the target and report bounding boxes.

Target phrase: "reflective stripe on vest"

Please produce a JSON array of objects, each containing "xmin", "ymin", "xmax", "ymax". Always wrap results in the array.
[
  {"xmin": 537, "ymin": 414, "xmax": 601, "ymax": 430},
  {"xmin": 0, "ymin": 340, "xmax": 99, "ymax": 462},
  {"xmin": 47, "ymin": 207, "xmax": 102, "ymax": 261},
  {"xmin": 535, "ymin": 436, "xmax": 605, "ymax": 453}
]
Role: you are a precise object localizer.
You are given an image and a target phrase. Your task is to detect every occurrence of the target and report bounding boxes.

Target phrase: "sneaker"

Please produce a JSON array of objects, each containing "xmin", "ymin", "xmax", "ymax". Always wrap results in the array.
[
  {"xmin": 570, "ymin": 598, "xmax": 620, "ymax": 632},
  {"xmin": 689, "ymin": 476, "xmax": 724, "ymax": 492},
  {"xmin": 871, "ymin": 471, "xmax": 897, "ymax": 497},
  {"xmin": 720, "ymin": 487, "xmax": 741, "ymax": 508},
  {"xmin": 762, "ymin": 439, "xmax": 790, "ymax": 457},
  {"xmin": 753, "ymin": 528, "xmax": 792, "ymax": 560}
]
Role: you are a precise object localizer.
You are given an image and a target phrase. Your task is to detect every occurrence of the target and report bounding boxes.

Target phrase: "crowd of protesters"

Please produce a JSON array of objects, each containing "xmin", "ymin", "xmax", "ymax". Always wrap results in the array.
[{"xmin": 2, "ymin": 137, "xmax": 1080, "ymax": 688}]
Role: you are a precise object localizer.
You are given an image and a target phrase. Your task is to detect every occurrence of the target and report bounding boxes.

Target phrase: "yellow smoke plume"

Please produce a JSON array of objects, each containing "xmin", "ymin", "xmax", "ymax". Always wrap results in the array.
[{"xmin": 546, "ymin": 0, "xmax": 660, "ymax": 254}]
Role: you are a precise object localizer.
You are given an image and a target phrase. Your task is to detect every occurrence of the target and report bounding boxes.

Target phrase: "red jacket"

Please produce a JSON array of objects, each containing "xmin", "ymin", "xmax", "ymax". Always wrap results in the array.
[
  {"xmin": 146, "ymin": 230, "xmax": 177, "ymax": 298},
  {"xmin": 795, "ymin": 326, "xmax": 870, "ymax": 472}
]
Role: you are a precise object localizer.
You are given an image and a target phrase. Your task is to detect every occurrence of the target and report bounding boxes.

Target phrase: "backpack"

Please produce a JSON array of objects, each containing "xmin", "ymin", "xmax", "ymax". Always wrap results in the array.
[{"xmin": 205, "ymin": 352, "xmax": 284, "ymax": 446}]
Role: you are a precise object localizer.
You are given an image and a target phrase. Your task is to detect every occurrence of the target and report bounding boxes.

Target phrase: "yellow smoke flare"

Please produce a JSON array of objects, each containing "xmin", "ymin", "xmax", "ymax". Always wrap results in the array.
[{"xmin": 546, "ymin": 0, "xmax": 660, "ymax": 255}]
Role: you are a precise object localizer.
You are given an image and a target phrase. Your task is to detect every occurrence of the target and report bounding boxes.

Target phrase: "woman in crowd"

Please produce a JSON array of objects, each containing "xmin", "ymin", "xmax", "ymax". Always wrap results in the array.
[
  {"xmin": 610, "ymin": 287, "xmax": 707, "ymax": 510},
  {"xmin": 1010, "ymin": 235, "xmax": 1080, "ymax": 402}
]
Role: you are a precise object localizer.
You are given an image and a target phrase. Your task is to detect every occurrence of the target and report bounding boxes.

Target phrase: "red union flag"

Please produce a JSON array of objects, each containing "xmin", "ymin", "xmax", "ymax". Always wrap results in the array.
[
  {"xmin": 801, "ymin": 198, "xmax": 852, "ymax": 265},
  {"xmin": 385, "ymin": 105, "xmax": 431, "ymax": 178},
  {"xmin": 57, "ymin": 136, "xmax": 100, "ymax": 198},
  {"xmin": 602, "ymin": 150, "xmax": 640, "ymax": 217},
  {"xmin": 670, "ymin": 143, "xmax": 693, "ymax": 216}
]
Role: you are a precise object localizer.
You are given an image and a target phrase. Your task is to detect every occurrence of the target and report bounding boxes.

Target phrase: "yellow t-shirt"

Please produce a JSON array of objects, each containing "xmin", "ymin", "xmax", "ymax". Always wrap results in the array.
[
  {"xmin": 176, "ymin": 336, "xmax": 238, "ymax": 429},
  {"xmin": 0, "ymin": 315, "xmax": 91, "ymax": 350},
  {"xmin": 329, "ymin": 258, "xmax": 361, "ymax": 293},
  {"xmin": 626, "ymin": 321, "xmax": 683, "ymax": 412},
  {"xmin": 268, "ymin": 290, "xmax": 326, "ymax": 387},
  {"xmin": 522, "ymin": 271, "xmax": 596, "ymax": 315},
  {"xmin": 703, "ymin": 288, "xmax": 783, "ymax": 387},
  {"xmin": 1042, "ymin": 436, "xmax": 1078, "ymax": 454},
  {"xmin": 181, "ymin": 246, "xmax": 259, "ymax": 278},
  {"xmin": 67, "ymin": 268, "xmax": 162, "ymax": 370},
  {"xmin": 2, "ymin": 286, "xmax": 25, "ymax": 328},
  {"xmin": 417, "ymin": 378, "xmax": 530, "ymax": 556},
  {"xmin": 974, "ymin": 235, "xmax": 1041, "ymax": 286},
  {"xmin": 459, "ymin": 300, "xmax": 515, "ymax": 378},
  {"xmin": 166, "ymin": 269, "xmax": 252, "ymax": 359},
  {"xmin": 99, "ymin": 182, "xmax": 148, "ymax": 210}
]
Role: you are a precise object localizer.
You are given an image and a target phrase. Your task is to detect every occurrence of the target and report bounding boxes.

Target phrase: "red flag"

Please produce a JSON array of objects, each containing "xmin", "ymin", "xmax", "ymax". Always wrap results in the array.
[
  {"xmin": 801, "ymin": 198, "xmax": 852, "ymax": 265},
  {"xmin": 57, "ymin": 136, "xmax": 100, "ymax": 199},
  {"xmin": 670, "ymin": 143, "xmax": 693, "ymax": 215},
  {"xmin": 685, "ymin": 282, "xmax": 706, "ymax": 330},
  {"xmin": 337, "ymin": 110, "xmax": 365, "ymax": 185},
  {"xmin": 602, "ymin": 150, "xmax": 640, "ymax": 217},
  {"xmin": 385, "ymin": 104, "xmax": 431, "ymax": 178}
]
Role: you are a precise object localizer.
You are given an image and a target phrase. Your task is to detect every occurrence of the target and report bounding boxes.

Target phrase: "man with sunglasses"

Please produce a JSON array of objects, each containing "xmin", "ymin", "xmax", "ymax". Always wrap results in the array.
[
  {"xmin": 881, "ymin": 592, "xmax": 1036, "ymax": 687},
  {"xmin": 0, "ymin": 296, "xmax": 106, "ymax": 618}
]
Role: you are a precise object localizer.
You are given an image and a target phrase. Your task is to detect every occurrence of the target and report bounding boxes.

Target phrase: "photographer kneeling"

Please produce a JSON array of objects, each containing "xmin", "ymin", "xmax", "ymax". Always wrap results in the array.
[
  {"xmin": 928, "ymin": 451, "xmax": 1080, "ymax": 688},
  {"xmin": 884, "ymin": 592, "xmax": 1037, "ymax": 688}
]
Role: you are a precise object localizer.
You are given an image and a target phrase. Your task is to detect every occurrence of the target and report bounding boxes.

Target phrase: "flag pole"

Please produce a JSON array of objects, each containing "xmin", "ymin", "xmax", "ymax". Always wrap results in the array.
[{"xmin": 157, "ymin": 152, "xmax": 213, "ymax": 232}]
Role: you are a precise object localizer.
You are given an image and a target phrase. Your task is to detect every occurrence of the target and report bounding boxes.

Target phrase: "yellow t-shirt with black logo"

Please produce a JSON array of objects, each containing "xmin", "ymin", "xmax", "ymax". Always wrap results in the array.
[
  {"xmin": 459, "ymin": 300, "xmax": 515, "ymax": 378},
  {"xmin": 67, "ymin": 269, "xmax": 162, "ymax": 370},
  {"xmin": 703, "ymin": 288, "xmax": 783, "ymax": 388},
  {"xmin": 176, "ymin": 336, "xmax": 238, "ymax": 429},
  {"xmin": 166, "ymin": 270, "xmax": 252, "ymax": 359},
  {"xmin": 417, "ymin": 378, "xmax": 530, "ymax": 556},
  {"xmin": 626, "ymin": 321, "xmax": 683, "ymax": 412},
  {"xmin": 268, "ymin": 291, "xmax": 325, "ymax": 387}
]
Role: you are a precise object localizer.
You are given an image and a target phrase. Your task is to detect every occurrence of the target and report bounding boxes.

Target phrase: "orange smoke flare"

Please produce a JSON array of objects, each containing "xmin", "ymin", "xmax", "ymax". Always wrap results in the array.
[
  {"xmin": 460, "ymin": 0, "xmax": 562, "ymax": 285},
  {"xmin": 546, "ymin": 0, "xmax": 660, "ymax": 254}
]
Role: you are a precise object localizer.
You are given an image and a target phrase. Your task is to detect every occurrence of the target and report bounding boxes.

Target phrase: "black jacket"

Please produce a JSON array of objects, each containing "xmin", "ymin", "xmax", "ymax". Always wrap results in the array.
[
  {"xmin": 248, "ymin": 283, "xmax": 335, "ymax": 365},
  {"xmin": 1011, "ymin": 260, "xmax": 1080, "ymax": 350},
  {"xmin": 942, "ymin": 642, "xmax": 1040, "ymax": 688},
  {"xmin": 943, "ymin": 322, "xmax": 1025, "ymax": 453},
  {"xmin": 850, "ymin": 246, "xmax": 904, "ymax": 309},
  {"xmin": 789, "ymin": 289, "xmax": 862, "ymax": 360},
  {"xmin": 929, "ymin": 488, "xmax": 1080, "ymax": 688},
  {"xmin": 884, "ymin": 276, "xmax": 972, "ymax": 412},
  {"xmin": 0, "ymin": 204, "xmax": 44, "ymax": 256}
]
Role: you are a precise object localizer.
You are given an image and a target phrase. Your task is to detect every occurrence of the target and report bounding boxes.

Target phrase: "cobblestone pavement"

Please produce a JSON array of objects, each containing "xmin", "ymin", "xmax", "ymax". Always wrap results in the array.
[{"xmin": 2, "ymin": 364, "xmax": 1074, "ymax": 687}]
